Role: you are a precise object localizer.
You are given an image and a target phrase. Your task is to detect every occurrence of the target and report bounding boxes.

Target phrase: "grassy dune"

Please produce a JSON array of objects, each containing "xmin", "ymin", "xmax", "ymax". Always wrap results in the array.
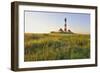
[{"xmin": 24, "ymin": 33, "xmax": 90, "ymax": 61}]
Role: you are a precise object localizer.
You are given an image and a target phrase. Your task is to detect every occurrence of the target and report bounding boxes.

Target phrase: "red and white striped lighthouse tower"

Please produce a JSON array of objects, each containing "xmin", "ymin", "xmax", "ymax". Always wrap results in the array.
[{"xmin": 64, "ymin": 18, "xmax": 67, "ymax": 32}]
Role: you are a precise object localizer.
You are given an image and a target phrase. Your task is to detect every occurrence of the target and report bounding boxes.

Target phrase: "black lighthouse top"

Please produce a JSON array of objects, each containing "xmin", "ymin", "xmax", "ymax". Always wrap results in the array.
[{"xmin": 65, "ymin": 18, "xmax": 66, "ymax": 24}]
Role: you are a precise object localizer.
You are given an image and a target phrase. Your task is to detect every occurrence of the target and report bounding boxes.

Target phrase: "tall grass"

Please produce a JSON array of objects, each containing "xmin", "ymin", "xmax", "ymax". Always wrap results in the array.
[{"xmin": 24, "ymin": 33, "xmax": 90, "ymax": 61}]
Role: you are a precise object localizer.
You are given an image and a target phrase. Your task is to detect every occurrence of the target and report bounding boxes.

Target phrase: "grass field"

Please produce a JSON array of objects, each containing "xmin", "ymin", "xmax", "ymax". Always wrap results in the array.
[{"xmin": 24, "ymin": 33, "xmax": 90, "ymax": 61}]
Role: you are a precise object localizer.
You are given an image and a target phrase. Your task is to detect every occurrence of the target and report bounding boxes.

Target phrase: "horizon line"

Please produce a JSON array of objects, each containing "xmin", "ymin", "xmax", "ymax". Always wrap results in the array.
[{"xmin": 24, "ymin": 32, "xmax": 90, "ymax": 35}]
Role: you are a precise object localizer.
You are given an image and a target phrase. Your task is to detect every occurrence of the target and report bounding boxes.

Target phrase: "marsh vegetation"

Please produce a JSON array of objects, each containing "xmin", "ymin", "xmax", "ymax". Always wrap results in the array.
[{"xmin": 24, "ymin": 33, "xmax": 90, "ymax": 61}]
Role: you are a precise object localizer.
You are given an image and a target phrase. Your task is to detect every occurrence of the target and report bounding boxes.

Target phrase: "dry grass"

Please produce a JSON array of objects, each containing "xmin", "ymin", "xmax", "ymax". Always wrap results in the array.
[{"xmin": 24, "ymin": 33, "xmax": 90, "ymax": 61}]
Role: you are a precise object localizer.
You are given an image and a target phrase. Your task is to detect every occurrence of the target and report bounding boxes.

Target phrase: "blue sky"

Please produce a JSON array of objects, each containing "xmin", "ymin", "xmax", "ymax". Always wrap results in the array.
[{"xmin": 25, "ymin": 11, "xmax": 90, "ymax": 34}]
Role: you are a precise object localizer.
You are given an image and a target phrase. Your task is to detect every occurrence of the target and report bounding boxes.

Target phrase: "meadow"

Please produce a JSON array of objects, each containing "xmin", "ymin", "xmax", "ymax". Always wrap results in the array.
[{"xmin": 24, "ymin": 33, "xmax": 90, "ymax": 61}]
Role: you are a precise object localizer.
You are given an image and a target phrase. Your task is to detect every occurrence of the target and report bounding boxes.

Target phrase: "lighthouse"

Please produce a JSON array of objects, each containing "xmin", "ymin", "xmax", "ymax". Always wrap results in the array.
[
  {"xmin": 51, "ymin": 17, "xmax": 73, "ymax": 34},
  {"xmin": 64, "ymin": 18, "xmax": 67, "ymax": 32}
]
